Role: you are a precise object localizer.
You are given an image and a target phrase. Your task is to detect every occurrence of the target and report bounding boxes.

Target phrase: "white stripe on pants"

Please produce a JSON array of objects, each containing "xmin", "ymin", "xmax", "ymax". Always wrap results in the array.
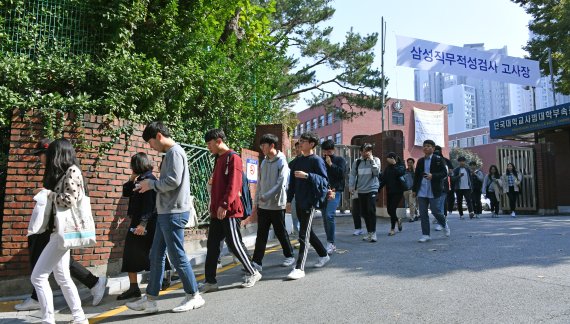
[
  {"xmin": 229, "ymin": 218, "xmax": 255, "ymax": 274},
  {"xmin": 31, "ymin": 233, "xmax": 85, "ymax": 324}
]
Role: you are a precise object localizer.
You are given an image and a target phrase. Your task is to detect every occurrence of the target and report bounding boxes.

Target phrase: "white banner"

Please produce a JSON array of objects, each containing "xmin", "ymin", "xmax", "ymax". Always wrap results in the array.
[
  {"xmin": 396, "ymin": 35, "xmax": 541, "ymax": 87},
  {"xmin": 413, "ymin": 108, "xmax": 445, "ymax": 147}
]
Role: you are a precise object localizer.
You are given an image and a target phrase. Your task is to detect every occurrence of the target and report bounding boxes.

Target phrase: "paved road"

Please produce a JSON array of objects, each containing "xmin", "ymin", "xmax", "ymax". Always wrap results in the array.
[{"xmin": 4, "ymin": 213, "xmax": 570, "ymax": 323}]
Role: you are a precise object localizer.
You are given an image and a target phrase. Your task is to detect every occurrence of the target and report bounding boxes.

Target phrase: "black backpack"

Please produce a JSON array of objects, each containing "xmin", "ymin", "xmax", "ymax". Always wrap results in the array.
[{"xmin": 226, "ymin": 152, "xmax": 253, "ymax": 219}]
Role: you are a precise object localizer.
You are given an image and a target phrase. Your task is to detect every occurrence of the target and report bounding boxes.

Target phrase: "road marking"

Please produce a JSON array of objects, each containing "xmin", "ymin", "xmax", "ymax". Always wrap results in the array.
[
  {"xmin": 0, "ymin": 301, "xmax": 20, "ymax": 313},
  {"xmin": 89, "ymin": 242, "xmax": 292, "ymax": 323}
]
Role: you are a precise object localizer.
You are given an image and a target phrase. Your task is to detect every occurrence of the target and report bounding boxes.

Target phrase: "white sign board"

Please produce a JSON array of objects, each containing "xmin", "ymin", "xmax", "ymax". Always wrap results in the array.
[
  {"xmin": 413, "ymin": 108, "xmax": 445, "ymax": 147},
  {"xmin": 396, "ymin": 35, "xmax": 541, "ymax": 87},
  {"xmin": 246, "ymin": 158, "xmax": 258, "ymax": 183}
]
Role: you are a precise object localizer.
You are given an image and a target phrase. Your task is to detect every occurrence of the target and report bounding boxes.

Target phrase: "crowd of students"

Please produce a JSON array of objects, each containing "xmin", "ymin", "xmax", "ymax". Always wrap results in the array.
[{"xmin": 15, "ymin": 123, "xmax": 525, "ymax": 322}]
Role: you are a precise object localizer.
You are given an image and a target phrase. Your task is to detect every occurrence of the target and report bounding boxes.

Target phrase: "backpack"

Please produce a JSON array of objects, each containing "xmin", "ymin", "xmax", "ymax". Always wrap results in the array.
[{"xmin": 226, "ymin": 152, "xmax": 253, "ymax": 219}]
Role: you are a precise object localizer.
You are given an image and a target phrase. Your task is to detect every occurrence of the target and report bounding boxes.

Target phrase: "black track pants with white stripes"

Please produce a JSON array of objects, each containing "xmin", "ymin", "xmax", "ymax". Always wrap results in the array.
[
  {"xmin": 296, "ymin": 207, "xmax": 328, "ymax": 271},
  {"xmin": 205, "ymin": 216, "xmax": 255, "ymax": 284}
]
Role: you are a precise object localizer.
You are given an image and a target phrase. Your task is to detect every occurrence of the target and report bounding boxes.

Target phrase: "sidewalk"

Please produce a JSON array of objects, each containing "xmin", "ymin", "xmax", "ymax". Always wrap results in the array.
[{"xmin": 0, "ymin": 211, "xmax": 330, "ymax": 323}]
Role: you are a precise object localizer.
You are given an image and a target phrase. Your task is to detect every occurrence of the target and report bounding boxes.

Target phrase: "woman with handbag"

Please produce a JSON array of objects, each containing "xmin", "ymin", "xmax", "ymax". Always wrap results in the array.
[
  {"xmin": 501, "ymin": 163, "xmax": 523, "ymax": 218},
  {"xmin": 379, "ymin": 152, "xmax": 406, "ymax": 236},
  {"xmin": 30, "ymin": 139, "xmax": 88, "ymax": 324},
  {"xmin": 483, "ymin": 165, "xmax": 502, "ymax": 218},
  {"xmin": 118, "ymin": 153, "xmax": 161, "ymax": 300}
]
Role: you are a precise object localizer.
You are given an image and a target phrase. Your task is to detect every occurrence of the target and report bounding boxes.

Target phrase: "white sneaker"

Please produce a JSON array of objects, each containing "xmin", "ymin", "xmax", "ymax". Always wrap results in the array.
[
  {"xmin": 434, "ymin": 224, "xmax": 443, "ymax": 231},
  {"xmin": 353, "ymin": 229, "xmax": 364, "ymax": 236},
  {"xmin": 198, "ymin": 282, "xmax": 219, "ymax": 293},
  {"xmin": 432, "ymin": 218, "xmax": 438, "ymax": 224},
  {"xmin": 511, "ymin": 211, "xmax": 516, "ymax": 218},
  {"xmin": 369, "ymin": 232, "xmax": 377, "ymax": 242},
  {"xmin": 241, "ymin": 270, "xmax": 262, "ymax": 288},
  {"xmin": 251, "ymin": 261, "xmax": 263, "ymax": 272},
  {"xmin": 69, "ymin": 319, "xmax": 89, "ymax": 324},
  {"xmin": 445, "ymin": 225, "xmax": 451, "ymax": 237},
  {"xmin": 172, "ymin": 293, "xmax": 205, "ymax": 312},
  {"xmin": 126, "ymin": 296, "xmax": 158, "ymax": 314},
  {"xmin": 418, "ymin": 235, "xmax": 431, "ymax": 243},
  {"xmin": 286, "ymin": 269, "xmax": 305, "ymax": 280},
  {"xmin": 14, "ymin": 297, "xmax": 40, "ymax": 311},
  {"xmin": 362, "ymin": 232, "xmax": 371, "ymax": 242},
  {"xmin": 91, "ymin": 276, "xmax": 107, "ymax": 306},
  {"xmin": 326, "ymin": 243, "xmax": 336, "ymax": 254},
  {"xmin": 282, "ymin": 257, "xmax": 296, "ymax": 267},
  {"xmin": 314, "ymin": 255, "xmax": 330, "ymax": 268}
]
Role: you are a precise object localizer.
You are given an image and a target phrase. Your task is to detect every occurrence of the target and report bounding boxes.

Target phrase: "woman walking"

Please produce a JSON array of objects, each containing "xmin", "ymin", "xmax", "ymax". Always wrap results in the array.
[
  {"xmin": 501, "ymin": 163, "xmax": 523, "ymax": 217},
  {"xmin": 30, "ymin": 139, "xmax": 88, "ymax": 324},
  {"xmin": 483, "ymin": 165, "xmax": 502, "ymax": 218},
  {"xmin": 118, "ymin": 153, "xmax": 160, "ymax": 300},
  {"xmin": 379, "ymin": 152, "xmax": 406, "ymax": 236}
]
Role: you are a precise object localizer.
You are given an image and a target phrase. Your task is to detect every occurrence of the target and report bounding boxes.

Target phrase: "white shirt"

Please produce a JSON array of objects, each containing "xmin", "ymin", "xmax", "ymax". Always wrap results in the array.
[{"xmin": 459, "ymin": 168, "xmax": 470, "ymax": 190}]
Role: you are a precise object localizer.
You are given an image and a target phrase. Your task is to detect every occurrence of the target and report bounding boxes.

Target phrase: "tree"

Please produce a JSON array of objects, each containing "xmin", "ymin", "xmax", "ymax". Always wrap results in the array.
[
  {"xmin": 268, "ymin": 0, "xmax": 386, "ymax": 119},
  {"xmin": 449, "ymin": 147, "xmax": 482, "ymax": 169},
  {"xmin": 512, "ymin": 0, "xmax": 570, "ymax": 95}
]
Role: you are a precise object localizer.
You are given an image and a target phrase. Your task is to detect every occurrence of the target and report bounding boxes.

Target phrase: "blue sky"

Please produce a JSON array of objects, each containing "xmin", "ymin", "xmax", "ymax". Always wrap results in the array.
[{"xmin": 292, "ymin": 0, "xmax": 532, "ymax": 111}]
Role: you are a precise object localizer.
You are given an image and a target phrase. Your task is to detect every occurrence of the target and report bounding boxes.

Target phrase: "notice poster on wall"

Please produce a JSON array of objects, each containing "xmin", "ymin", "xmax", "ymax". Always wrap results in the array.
[{"xmin": 413, "ymin": 108, "xmax": 445, "ymax": 147}]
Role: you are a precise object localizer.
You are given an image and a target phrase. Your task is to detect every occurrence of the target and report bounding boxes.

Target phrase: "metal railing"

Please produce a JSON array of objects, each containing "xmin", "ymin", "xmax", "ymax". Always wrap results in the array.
[{"xmin": 180, "ymin": 143, "xmax": 214, "ymax": 225}]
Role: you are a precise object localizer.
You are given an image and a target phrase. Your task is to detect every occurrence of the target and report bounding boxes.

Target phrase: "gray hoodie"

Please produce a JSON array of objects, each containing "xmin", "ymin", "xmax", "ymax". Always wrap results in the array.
[
  {"xmin": 348, "ymin": 156, "xmax": 381, "ymax": 194},
  {"xmin": 255, "ymin": 151, "xmax": 290, "ymax": 210}
]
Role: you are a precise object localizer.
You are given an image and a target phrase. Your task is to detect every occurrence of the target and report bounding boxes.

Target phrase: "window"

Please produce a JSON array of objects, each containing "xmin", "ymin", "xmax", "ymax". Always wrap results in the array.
[
  {"xmin": 335, "ymin": 133, "xmax": 342, "ymax": 144},
  {"xmin": 299, "ymin": 124, "xmax": 304, "ymax": 134},
  {"xmin": 320, "ymin": 137, "xmax": 325, "ymax": 144},
  {"xmin": 447, "ymin": 103, "xmax": 454, "ymax": 114},
  {"xmin": 327, "ymin": 135, "xmax": 333, "ymax": 140},
  {"xmin": 319, "ymin": 115, "xmax": 325, "ymax": 127},
  {"xmin": 313, "ymin": 118, "xmax": 318, "ymax": 130},
  {"xmin": 392, "ymin": 112, "xmax": 404, "ymax": 125},
  {"xmin": 306, "ymin": 121, "xmax": 311, "ymax": 132},
  {"xmin": 327, "ymin": 112, "xmax": 334, "ymax": 125},
  {"xmin": 467, "ymin": 137, "xmax": 475, "ymax": 147},
  {"xmin": 482, "ymin": 135, "xmax": 488, "ymax": 144}
]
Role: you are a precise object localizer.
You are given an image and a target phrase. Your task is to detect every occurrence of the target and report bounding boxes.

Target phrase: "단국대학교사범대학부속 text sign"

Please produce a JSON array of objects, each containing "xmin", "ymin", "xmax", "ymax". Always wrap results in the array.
[
  {"xmin": 489, "ymin": 103, "xmax": 570, "ymax": 139},
  {"xmin": 396, "ymin": 35, "xmax": 540, "ymax": 87}
]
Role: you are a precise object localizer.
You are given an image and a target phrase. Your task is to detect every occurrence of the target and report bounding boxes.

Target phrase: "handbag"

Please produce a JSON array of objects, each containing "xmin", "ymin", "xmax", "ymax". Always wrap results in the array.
[{"xmin": 55, "ymin": 193, "xmax": 96, "ymax": 249}]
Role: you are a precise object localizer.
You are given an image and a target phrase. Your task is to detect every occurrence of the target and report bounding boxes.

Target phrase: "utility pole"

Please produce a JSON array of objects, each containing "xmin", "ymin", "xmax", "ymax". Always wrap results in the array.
[
  {"xmin": 380, "ymin": 17, "xmax": 387, "ymax": 132},
  {"xmin": 547, "ymin": 48, "xmax": 557, "ymax": 106}
]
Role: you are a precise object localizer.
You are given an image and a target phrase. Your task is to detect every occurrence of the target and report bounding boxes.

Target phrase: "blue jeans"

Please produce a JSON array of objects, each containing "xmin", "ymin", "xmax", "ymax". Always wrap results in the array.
[
  {"xmin": 147, "ymin": 212, "xmax": 198, "ymax": 296},
  {"xmin": 321, "ymin": 192, "xmax": 342, "ymax": 243},
  {"xmin": 417, "ymin": 196, "xmax": 447, "ymax": 236},
  {"xmin": 439, "ymin": 192, "xmax": 447, "ymax": 217},
  {"xmin": 291, "ymin": 198, "xmax": 300, "ymax": 232}
]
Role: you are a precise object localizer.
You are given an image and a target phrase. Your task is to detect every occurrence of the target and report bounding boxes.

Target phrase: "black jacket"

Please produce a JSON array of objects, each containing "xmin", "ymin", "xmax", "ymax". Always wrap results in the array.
[
  {"xmin": 122, "ymin": 171, "xmax": 158, "ymax": 228},
  {"xmin": 412, "ymin": 154, "xmax": 448, "ymax": 198},
  {"xmin": 323, "ymin": 155, "xmax": 346, "ymax": 191},
  {"xmin": 379, "ymin": 162, "xmax": 406, "ymax": 194}
]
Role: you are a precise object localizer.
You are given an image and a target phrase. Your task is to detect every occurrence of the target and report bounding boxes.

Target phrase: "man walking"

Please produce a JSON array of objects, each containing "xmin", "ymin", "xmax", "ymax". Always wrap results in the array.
[
  {"xmin": 451, "ymin": 156, "xmax": 475, "ymax": 219},
  {"xmin": 127, "ymin": 121, "xmax": 204, "ymax": 313},
  {"xmin": 319, "ymin": 139, "xmax": 346, "ymax": 254},
  {"xmin": 404, "ymin": 158, "xmax": 418, "ymax": 222},
  {"xmin": 286, "ymin": 132, "xmax": 330, "ymax": 280},
  {"xmin": 411, "ymin": 140, "xmax": 450, "ymax": 242},
  {"xmin": 469, "ymin": 161, "xmax": 484, "ymax": 218},
  {"xmin": 200, "ymin": 129, "xmax": 262, "ymax": 292},
  {"xmin": 251, "ymin": 134, "xmax": 295, "ymax": 270}
]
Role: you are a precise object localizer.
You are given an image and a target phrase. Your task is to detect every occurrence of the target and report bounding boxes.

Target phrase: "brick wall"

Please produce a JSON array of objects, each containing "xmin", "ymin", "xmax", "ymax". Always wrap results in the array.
[{"xmin": 0, "ymin": 109, "xmax": 205, "ymax": 278}]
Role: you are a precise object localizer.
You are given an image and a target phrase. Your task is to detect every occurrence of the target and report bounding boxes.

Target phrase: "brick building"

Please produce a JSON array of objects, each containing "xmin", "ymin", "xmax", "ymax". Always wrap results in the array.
[{"xmin": 294, "ymin": 96, "xmax": 450, "ymax": 162}]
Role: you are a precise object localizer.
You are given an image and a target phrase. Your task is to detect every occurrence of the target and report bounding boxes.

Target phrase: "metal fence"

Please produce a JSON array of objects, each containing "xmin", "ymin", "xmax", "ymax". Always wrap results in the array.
[
  {"xmin": 181, "ymin": 143, "xmax": 214, "ymax": 225},
  {"xmin": 1, "ymin": 0, "xmax": 102, "ymax": 56},
  {"xmin": 497, "ymin": 146, "xmax": 536, "ymax": 211}
]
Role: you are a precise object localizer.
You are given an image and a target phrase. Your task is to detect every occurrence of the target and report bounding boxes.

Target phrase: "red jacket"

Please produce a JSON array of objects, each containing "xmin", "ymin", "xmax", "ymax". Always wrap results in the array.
[{"xmin": 210, "ymin": 150, "xmax": 244, "ymax": 218}]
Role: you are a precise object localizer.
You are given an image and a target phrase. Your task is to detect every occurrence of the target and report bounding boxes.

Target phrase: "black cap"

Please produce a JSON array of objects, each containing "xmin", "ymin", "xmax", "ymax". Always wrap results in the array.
[{"xmin": 31, "ymin": 138, "xmax": 52, "ymax": 156}]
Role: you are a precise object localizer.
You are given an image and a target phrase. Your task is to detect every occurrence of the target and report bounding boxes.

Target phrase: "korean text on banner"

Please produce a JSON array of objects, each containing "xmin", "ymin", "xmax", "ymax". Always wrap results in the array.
[
  {"xmin": 413, "ymin": 108, "xmax": 445, "ymax": 147},
  {"xmin": 396, "ymin": 35, "xmax": 540, "ymax": 87}
]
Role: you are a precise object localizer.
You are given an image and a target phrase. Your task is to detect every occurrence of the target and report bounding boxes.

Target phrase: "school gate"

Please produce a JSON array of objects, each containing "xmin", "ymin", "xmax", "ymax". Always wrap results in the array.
[{"xmin": 496, "ymin": 146, "xmax": 537, "ymax": 212}]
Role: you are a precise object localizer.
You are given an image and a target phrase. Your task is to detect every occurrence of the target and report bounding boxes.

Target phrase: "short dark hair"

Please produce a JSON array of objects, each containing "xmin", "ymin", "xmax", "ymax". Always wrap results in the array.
[
  {"xmin": 294, "ymin": 142, "xmax": 300, "ymax": 147},
  {"xmin": 468, "ymin": 161, "xmax": 477, "ymax": 166},
  {"xmin": 457, "ymin": 156, "xmax": 466, "ymax": 162},
  {"xmin": 204, "ymin": 128, "xmax": 226, "ymax": 142},
  {"xmin": 406, "ymin": 157, "xmax": 415, "ymax": 163},
  {"xmin": 260, "ymin": 134, "xmax": 278, "ymax": 146},
  {"xmin": 143, "ymin": 121, "xmax": 171, "ymax": 142},
  {"xmin": 360, "ymin": 143, "xmax": 374, "ymax": 152},
  {"xmin": 423, "ymin": 139, "xmax": 436, "ymax": 147},
  {"xmin": 434, "ymin": 145, "xmax": 442, "ymax": 152},
  {"xmin": 300, "ymin": 132, "xmax": 319, "ymax": 147},
  {"xmin": 130, "ymin": 153, "xmax": 153, "ymax": 174},
  {"xmin": 321, "ymin": 139, "xmax": 335, "ymax": 150}
]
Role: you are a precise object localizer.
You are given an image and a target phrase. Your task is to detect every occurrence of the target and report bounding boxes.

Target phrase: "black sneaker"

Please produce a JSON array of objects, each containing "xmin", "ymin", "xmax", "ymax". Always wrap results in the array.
[{"xmin": 117, "ymin": 288, "xmax": 141, "ymax": 300}]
